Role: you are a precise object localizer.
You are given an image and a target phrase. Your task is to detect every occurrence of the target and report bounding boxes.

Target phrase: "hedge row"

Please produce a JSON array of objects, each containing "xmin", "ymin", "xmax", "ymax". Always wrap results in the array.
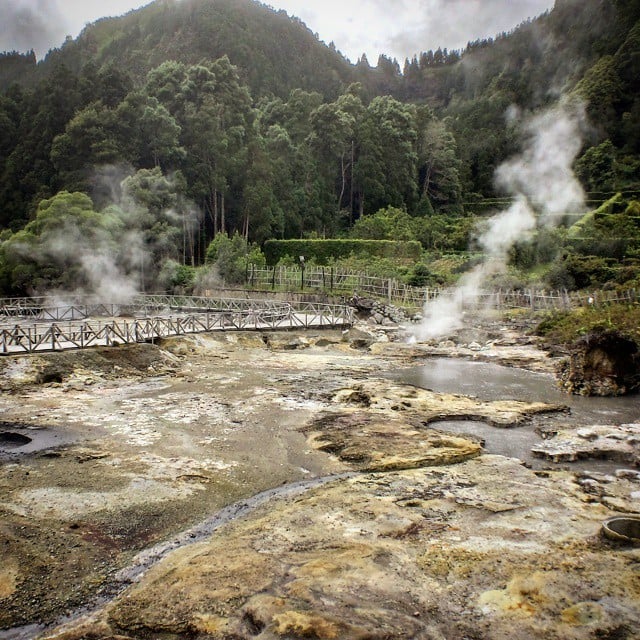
[{"xmin": 263, "ymin": 239, "xmax": 422, "ymax": 266}]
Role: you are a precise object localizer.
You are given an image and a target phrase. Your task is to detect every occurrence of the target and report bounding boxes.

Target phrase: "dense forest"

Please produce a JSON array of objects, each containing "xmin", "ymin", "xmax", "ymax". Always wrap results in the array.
[{"xmin": 0, "ymin": 0, "xmax": 639, "ymax": 296}]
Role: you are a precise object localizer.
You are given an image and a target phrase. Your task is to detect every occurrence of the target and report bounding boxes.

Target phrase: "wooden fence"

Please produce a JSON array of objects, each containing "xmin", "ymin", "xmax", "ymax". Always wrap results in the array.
[{"xmin": 244, "ymin": 266, "xmax": 639, "ymax": 310}]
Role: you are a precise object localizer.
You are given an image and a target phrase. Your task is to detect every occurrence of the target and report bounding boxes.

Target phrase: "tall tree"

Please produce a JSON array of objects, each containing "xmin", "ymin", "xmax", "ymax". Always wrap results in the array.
[{"xmin": 354, "ymin": 96, "xmax": 418, "ymax": 217}]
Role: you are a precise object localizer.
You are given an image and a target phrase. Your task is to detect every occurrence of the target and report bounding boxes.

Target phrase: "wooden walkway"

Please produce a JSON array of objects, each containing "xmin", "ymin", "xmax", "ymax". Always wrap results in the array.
[{"xmin": 0, "ymin": 296, "xmax": 354, "ymax": 355}]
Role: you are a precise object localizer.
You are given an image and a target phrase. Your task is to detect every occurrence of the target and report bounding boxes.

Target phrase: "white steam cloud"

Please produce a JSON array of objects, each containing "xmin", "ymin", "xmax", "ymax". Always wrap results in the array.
[
  {"xmin": 414, "ymin": 99, "xmax": 587, "ymax": 341},
  {"xmin": 8, "ymin": 165, "xmax": 202, "ymax": 306}
]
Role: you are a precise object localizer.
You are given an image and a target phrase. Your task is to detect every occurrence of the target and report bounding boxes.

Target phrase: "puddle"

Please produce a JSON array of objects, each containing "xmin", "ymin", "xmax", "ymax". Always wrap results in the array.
[
  {"xmin": 0, "ymin": 422, "xmax": 82, "ymax": 459},
  {"xmin": 390, "ymin": 358, "xmax": 640, "ymax": 472},
  {"xmin": 392, "ymin": 358, "xmax": 638, "ymax": 418},
  {"xmin": 0, "ymin": 432, "xmax": 33, "ymax": 448}
]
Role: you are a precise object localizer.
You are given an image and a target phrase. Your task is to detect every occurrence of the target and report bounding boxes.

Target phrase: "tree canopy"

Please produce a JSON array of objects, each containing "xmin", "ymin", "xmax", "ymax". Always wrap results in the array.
[{"xmin": 0, "ymin": 0, "xmax": 638, "ymax": 296}]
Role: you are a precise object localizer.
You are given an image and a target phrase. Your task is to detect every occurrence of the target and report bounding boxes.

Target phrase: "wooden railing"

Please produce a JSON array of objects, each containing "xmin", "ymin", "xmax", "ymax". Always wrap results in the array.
[
  {"xmin": 0, "ymin": 297, "xmax": 354, "ymax": 354},
  {"xmin": 243, "ymin": 267, "xmax": 639, "ymax": 310}
]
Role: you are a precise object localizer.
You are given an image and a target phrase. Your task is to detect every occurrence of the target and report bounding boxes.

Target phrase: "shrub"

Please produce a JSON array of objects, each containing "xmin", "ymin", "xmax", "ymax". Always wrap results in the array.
[
  {"xmin": 406, "ymin": 263, "xmax": 436, "ymax": 287},
  {"xmin": 535, "ymin": 304, "xmax": 640, "ymax": 345},
  {"xmin": 159, "ymin": 259, "xmax": 196, "ymax": 293},
  {"xmin": 263, "ymin": 239, "xmax": 421, "ymax": 266},
  {"xmin": 204, "ymin": 233, "xmax": 266, "ymax": 285}
]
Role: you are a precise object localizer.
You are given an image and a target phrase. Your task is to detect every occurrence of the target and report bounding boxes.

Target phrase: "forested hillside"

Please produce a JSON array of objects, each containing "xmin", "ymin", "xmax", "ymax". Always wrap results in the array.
[{"xmin": 0, "ymin": 0, "xmax": 639, "ymax": 296}]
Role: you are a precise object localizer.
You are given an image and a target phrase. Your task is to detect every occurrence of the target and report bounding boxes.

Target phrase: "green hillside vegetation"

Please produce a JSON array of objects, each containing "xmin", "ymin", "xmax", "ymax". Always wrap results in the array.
[
  {"xmin": 24, "ymin": 0, "xmax": 355, "ymax": 99},
  {"xmin": 0, "ymin": 0, "xmax": 638, "ymax": 297}
]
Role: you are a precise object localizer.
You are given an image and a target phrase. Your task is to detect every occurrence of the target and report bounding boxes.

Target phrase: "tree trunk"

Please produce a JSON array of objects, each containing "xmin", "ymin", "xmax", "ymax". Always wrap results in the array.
[
  {"xmin": 243, "ymin": 212, "xmax": 249, "ymax": 240},
  {"xmin": 213, "ymin": 189, "xmax": 219, "ymax": 236},
  {"xmin": 220, "ymin": 193, "xmax": 226, "ymax": 235},
  {"xmin": 182, "ymin": 213, "xmax": 187, "ymax": 265},
  {"xmin": 422, "ymin": 161, "xmax": 433, "ymax": 200},
  {"xmin": 350, "ymin": 140, "xmax": 355, "ymax": 225},
  {"xmin": 338, "ymin": 151, "xmax": 348, "ymax": 215}
]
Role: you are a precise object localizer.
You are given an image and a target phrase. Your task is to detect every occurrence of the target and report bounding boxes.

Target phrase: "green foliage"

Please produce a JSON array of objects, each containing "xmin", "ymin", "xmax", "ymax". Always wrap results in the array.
[
  {"xmin": 546, "ymin": 255, "xmax": 617, "ymax": 290},
  {"xmin": 573, "ymin": 56, "xmax": 623, "ymax": 127},
  {"xmin": 351, "ymin": 206, "xmax": 416, "ymax": 241},
  {"xmin": 355, "ymin": 96, "xmax": 419, "ymax": 215},
  {"xmin": 0, "ymin": 191, "xmax": 117, "ymax": 294},
  {"xmin": 535, "ymin": 304, "xmax": 640, "ymax": 345},
  {"xmin": 509, "ymin": 227, "xmax": 564, "ymax": 270},
  {"xmin": 0, "ymin": 0, "xmax": 639, "ymax": 296},
  {"xmin": 406, "ymin": 263, "xmax": 438, "ymax": 287},
  {"xmin": 575, "ymin": 140, "xmax": 618, "ymax": 193},
  {"xmin": 566, "ymin": 193, "xmax": 640, "ymax": 261},
  {"xmin": 158, "ymin": 259, "xmax": 196, "ymax": 293},
  {"xmin": 263, "ymin": 239, "xmax": 422, "ymax": 266},
  {"xmin": 204, "ymin": 232, "xmax": 265, "ymax": 285},
  {"xmin": 413, "ymin": 215, "xmax": 474, "ymax": 252}
]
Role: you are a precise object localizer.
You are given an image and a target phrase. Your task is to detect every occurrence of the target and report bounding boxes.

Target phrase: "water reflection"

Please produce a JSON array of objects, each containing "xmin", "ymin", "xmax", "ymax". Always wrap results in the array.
[{"xmin": 389, "ymin": 357, "xmax": 639, "ymax": 471}]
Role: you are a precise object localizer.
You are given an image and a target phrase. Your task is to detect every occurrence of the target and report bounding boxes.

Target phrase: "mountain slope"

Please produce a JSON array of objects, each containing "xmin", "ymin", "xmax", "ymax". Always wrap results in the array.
[{"xmin": 9, "ymin": 0, "xmax": 356, "ymax": 99}]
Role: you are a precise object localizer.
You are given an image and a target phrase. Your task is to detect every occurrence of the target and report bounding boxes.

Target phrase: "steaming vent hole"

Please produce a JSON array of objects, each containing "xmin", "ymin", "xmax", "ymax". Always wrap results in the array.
[{"xmin": 0, "ymin": 431, "xmax": 33, "ymax": 448}]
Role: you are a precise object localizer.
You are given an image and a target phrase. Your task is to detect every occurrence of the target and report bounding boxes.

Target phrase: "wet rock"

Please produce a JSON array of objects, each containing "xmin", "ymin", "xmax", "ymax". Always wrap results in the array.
[
  {"xmin": 558, "ymin": 330, "xmax": 640, "ymax": 396},
  {"xmin": 333, "ymin": 380, "xmax": 564, "ymax": 428},
  {"xmin": 410, "ymin": 339, "xmax": 559, "ymax": 374},
  {"xmin": 351, "ymin": 296, "xmax": 376, "ymax": 312},
  {"xmin": 340, "ymin": 327, "xmax": 376, "ymax": 349},
  {"xmin": 264, "ymin": 335, "xmax": 310, "ymax": 350},
  {"xmin": 531, "ymin": 423, "xmax": 640, "ymax": 466},
  {"xmin": 351, "ymin": 297, "xmax": 407, "ymax": 326},
  {"xmin": 616, "ymin": 469, "xmax": 640, "ymax": 481},
  {"xmin": 0, "ymin": 345, "xmax": 180, "ymax": 392},
  {"xmin": 304, "ymin": 411, "xmax": 481, "ymax": 471}
]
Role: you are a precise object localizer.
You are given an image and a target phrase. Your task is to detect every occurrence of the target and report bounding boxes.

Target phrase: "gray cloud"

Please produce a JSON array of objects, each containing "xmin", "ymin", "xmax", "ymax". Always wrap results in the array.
[
  {"xmin": 0, "ymin": 0, "xmax": 149, "ymax": 57},
  {"xmin": 276, "ymin": 0, "xmax": 553, "ymax": 63},
  {"xmin": 0, "ymin": 0, "xmax": 556, "ymax": 65},
  {"xmin": 384, "ymin": 0, "xmax": 553, "ymax": 60},
  {"xmin": 0, "ymin": 0, "xmax": 69, "ymax": 56}
]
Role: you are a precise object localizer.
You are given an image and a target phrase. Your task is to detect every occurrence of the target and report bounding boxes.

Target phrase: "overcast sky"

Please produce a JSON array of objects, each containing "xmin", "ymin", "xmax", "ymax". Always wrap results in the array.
[{"xmin": 1, "ymin": 0, "xmax": 555, "ymax": 62}]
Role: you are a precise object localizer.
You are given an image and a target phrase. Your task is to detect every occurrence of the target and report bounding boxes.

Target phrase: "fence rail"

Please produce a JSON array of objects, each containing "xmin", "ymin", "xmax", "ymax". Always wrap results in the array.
[
  {"xmin": 244, "ymin": 266, "xmax": 639, "ymax": 310},
  {"xmin": 0, "ymin": 297, "xmax": 354, "ymax": 355}
]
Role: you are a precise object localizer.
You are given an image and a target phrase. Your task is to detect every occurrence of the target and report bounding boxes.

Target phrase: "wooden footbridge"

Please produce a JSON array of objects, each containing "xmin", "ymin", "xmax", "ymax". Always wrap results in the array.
[{"xmin": 0, "ymin": 295, "xmax": 355, "ymax": 355}]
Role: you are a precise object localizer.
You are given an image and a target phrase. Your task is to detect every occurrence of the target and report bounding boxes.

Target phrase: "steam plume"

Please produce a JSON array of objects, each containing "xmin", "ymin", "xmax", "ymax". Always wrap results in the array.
[
  {"xmin": 8, "ymin": 165, "xmax": 201, "ymax": 306},
  {"xmin": 414, "ymin": 99, "xmax": 587, "ymax": 341}
]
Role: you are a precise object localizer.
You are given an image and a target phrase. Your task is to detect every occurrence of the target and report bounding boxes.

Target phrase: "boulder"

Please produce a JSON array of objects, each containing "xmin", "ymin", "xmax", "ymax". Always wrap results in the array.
[{"xmin": 558, "ymin": 330, "xmax": 640, "ymax": 396}]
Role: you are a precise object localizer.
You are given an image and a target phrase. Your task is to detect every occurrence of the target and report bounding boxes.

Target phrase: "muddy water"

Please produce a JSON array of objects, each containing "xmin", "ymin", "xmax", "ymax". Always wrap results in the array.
[
  {"xmin": 391, "ymin": 357, "xmax": 639, "ymax": 470},
  {"xmin": 0, "ymin": 422, "xmax": 90, "ymax": 459}
]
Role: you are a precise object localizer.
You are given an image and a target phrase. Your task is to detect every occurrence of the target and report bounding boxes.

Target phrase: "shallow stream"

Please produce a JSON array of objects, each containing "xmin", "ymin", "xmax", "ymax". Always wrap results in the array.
[{"xmin": 390, "ymin": 357, "xmax": 639, "ymax": 471}]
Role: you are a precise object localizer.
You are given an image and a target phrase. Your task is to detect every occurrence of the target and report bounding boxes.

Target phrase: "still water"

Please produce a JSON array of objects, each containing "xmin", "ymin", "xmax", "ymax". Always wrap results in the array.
[{"xmin": 390, "ymin": 357, "xmax": 639, "ymax": 470}]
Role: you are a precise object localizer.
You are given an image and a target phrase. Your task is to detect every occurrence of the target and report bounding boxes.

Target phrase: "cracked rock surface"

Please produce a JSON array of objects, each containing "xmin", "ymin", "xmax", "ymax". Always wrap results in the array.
[
  {"xmin": 48, "ymin": 457, "xmax": 640, "ymax": 640},
  {"xmin": 0, "ymin": 324, "xmax": 638, "ymax": 639}
]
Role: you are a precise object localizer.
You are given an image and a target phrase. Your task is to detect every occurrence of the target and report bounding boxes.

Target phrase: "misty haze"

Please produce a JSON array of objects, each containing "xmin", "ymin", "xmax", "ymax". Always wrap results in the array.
[{"xmin": 0, "ymin": 1, "xmax": 638, "ymax": 639}]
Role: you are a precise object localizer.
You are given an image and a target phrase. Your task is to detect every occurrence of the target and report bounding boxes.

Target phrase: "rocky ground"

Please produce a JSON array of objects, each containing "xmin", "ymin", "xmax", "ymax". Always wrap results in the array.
[{"xmin": 0, "ymin": 319, "xmax": 638, "ymax": 640}]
